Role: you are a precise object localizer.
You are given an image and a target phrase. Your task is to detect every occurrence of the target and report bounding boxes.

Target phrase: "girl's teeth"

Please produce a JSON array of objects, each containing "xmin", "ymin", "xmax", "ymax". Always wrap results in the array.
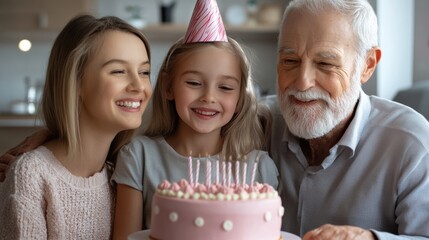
[{"xmin": 194, "ymin": 109, "xmax": 216, "ymax": 116}]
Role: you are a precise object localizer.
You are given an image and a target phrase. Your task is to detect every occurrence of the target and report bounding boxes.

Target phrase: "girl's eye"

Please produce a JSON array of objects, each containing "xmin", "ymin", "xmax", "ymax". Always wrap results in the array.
[
  {"xmin": 185, "ymin": 80, "xmax": 201, "ymax": 86},
  {"xmin": 219, "ymin": 85, "xmax": 234, "ymax": 91}
]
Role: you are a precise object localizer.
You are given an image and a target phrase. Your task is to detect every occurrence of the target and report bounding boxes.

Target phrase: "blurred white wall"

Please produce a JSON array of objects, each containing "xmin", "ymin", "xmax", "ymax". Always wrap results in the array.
[{"xmin": 376, "ymin": 0, "xmax": 414, "ymax": 100}]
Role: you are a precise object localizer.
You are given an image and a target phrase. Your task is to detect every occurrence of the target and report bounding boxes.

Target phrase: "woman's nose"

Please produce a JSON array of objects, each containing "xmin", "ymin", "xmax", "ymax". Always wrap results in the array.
[{"xmin": 127, "ymin": 74, "xmax": 146, "ymax": 92}]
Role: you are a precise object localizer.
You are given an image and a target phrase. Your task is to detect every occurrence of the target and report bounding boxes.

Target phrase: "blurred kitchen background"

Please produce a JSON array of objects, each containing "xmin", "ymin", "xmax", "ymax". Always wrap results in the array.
[{"xmin": 0, "ymin": 0, "xmax": 428, "ymax": 153}]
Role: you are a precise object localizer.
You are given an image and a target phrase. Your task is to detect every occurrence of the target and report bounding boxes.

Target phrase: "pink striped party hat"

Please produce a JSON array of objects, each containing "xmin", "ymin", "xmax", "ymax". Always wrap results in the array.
[{"xmin": 184, "ymin": 0, "xmax": 228, "ymax": 43}]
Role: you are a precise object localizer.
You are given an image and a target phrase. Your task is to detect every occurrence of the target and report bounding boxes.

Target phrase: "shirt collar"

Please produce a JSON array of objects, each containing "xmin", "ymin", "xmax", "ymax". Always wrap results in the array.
[{"xmin": 338, "ymin": 90, "xmax": 371, "ymax": 156}]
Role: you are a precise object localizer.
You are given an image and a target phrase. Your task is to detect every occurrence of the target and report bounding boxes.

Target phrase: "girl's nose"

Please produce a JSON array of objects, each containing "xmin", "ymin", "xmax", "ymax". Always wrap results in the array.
[{"xmin": 200, "ymin": 87, "xmax": 216, "ymax": 103}]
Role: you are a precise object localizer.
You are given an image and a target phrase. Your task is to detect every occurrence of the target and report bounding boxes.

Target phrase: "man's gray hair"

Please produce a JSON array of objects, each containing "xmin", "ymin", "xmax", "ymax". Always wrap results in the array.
[{"xmin": 279, "ymin": 0, "xmax": 378, "ymax": 61}]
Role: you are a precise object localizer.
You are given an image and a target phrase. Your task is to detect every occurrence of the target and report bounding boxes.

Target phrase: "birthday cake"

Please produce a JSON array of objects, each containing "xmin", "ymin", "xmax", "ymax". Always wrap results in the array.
[{"xmin": 149, "ymin": 158, "xmax": 283, "ymax": 240}]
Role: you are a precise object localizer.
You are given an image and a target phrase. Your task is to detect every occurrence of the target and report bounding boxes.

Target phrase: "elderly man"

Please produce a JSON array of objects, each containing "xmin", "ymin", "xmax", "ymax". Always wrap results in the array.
[
  {"xmin": 266, "ymin": 0, "xmax": 429, "ymax": 239},
  {"xmin": 1, "ymin": 1, "xmax": 429, "ymax": 240}
]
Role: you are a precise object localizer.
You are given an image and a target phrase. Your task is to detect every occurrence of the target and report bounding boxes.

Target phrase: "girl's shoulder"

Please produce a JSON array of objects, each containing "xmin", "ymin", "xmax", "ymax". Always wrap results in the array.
[
  {"xmin": 245, "ymin": 149, "xmax": 271, "ymax": 162},
  {"xmin": 122, "ymin": 135, "xmax": 170, "ymax": 155},
  {"xmin": 131, "ymin": 135, "xmax": 165, "ymax": 144},
  {"xmin": 247, "ymin": 149, "xmax": 278, "ymax": 173}
]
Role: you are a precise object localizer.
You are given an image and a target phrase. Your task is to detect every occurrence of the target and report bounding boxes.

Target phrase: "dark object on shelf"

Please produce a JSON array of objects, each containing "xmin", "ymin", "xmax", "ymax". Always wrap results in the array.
[{"xmin": 160, "ymin": 1, "xmax": 176, "ymax": 23}]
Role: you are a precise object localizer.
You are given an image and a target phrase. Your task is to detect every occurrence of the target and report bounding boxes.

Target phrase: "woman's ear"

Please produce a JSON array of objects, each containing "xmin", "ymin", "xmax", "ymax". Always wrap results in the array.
[{"xmin": 360, "ymin": 47, "xmax": 382, "ymax": 84}]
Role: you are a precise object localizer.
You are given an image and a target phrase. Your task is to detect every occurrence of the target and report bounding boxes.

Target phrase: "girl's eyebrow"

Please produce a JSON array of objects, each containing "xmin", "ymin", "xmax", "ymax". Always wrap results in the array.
[
  {"xmin": 181, "ymin": 70, "xmax": 201, "ymax": 75},
  {"xmin": 181, "ymin": 70, "xmax": 240, "ymax": 83}
]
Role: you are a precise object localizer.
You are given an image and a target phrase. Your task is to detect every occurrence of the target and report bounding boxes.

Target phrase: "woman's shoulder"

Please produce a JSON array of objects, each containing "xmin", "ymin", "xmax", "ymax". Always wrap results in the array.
[
  {"xmin": 11, "ymin": 146, "xmax": 52, "ymax": 174},
  {"xmin": 3, "ymin": 146, "xmax": 52, "ymax": 197}
]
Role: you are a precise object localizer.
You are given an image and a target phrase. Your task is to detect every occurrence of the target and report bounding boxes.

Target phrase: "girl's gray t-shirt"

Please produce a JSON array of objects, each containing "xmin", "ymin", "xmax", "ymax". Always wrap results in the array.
[{"xmin": 111, "ymin": 135, "xmax": 279, "ymax": 228}]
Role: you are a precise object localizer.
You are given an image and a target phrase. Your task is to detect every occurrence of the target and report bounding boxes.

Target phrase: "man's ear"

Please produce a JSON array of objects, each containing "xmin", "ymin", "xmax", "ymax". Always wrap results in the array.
[{"xmin": 360, "ymin": 47, "xmax": 382, "ymax": 84}]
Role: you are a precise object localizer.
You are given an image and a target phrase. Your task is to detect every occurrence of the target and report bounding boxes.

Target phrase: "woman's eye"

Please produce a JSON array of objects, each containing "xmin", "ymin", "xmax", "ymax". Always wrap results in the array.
[
  {"xmin": 139, "ymin": 70, "xmax": 150, "ymax": 76},
  {"xmin": 111, "ymin": 70, "xmax": 125, "ymax": 74}
]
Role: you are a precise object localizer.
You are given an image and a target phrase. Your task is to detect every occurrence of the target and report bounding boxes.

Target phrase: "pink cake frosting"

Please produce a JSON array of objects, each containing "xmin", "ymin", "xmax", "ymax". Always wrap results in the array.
[{"xmin": 150, "ymin": 179, "xmax": 284, "ymax": 240}]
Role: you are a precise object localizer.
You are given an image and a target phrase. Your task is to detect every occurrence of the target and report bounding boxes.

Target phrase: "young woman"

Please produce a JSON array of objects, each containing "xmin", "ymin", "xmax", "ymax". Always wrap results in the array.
[{"xmin": 0, "ymin": 14, "xmax": 152, "ymax": 239}]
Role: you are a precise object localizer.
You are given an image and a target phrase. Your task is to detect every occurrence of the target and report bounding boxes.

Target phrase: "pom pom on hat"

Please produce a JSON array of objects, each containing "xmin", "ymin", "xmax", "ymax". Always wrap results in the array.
[{"xmin": 184, "ymin": 0, "xmax": 228, "ymax": 43}]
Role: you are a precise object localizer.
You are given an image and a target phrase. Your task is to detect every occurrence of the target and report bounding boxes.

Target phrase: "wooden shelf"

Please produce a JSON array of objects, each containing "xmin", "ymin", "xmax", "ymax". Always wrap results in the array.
[
  {"xmin": 0, "ymin": 23, "xmax": 280, "ymax": 43},
  {"xmin": 141, "ymin": 23, "xmax": 279, "ymax": 41},
  {"xmin": 0, "ymin": 114, "xmax": 44, "ymax": 127},
  {"xmin": 0, "ymin": 30, "xmax": 58, "ymax": 43}
]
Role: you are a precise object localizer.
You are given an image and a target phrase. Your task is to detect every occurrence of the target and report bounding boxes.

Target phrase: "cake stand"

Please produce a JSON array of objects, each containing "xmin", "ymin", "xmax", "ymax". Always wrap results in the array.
[{"xmin": 128, "ymin": 230, "xmax": 301, "ymax": 240}]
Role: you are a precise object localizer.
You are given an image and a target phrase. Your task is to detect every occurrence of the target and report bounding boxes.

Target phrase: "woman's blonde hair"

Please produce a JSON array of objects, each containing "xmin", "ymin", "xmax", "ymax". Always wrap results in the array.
[
  {"xmin": 144, "ymin": 37, "xmax": 265, "ymax": 159},
  {"xmin": 41, "ymin": 14, "xmax": 151, "ymax": 166}
]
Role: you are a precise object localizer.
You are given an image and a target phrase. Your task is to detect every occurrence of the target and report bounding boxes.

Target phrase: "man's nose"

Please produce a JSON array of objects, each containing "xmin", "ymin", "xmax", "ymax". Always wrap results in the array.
[{"xmin": 294, "ymin": 62, "xmax": 316, "ymax": 91}]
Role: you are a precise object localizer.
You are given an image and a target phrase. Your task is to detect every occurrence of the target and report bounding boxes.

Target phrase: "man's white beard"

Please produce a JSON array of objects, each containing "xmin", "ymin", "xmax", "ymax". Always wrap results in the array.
[{"xmin": 278, "ymin": 70, "xmax": 362, "ymax": 140}]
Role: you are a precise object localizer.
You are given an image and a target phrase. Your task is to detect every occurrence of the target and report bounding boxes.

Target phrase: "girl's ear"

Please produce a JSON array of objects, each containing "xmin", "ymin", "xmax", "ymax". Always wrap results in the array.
[
  {"xmin": 162, "ymin": 72, "xmax": 174, "ymax": 100},
  {"xmin": 166, "ymin": 88, "xmax": 174, "ymax": 100}
]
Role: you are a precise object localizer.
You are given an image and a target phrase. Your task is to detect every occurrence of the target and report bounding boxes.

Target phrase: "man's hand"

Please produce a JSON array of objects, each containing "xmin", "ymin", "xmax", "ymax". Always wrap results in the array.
[
  {"xmin": 0, "ymin": 128, "xmax": 52, "ymax": 182},
  {"xmin": 302, "ymin": 224, "xmax": 376, "ymax": 240}
]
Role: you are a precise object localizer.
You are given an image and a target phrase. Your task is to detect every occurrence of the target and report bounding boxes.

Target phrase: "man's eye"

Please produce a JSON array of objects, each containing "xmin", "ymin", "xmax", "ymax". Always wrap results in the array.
[
  {"xmin": 282, "ymin": 59, "xmax": 298, "ymax": 65},
  {"xmin": 318, "ymin": 62, "xmax": 335, "ymax": 68}
]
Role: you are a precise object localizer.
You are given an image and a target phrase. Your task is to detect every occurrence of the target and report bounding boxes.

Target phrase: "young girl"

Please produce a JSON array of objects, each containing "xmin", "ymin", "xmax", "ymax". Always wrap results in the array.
[
  {"xmin": 111, "ymin": 36, "xmax": 279, "ymax": 238},
  {"xmin": 0, "ymin": 15, "xmax": 152, "ymax": 239}
]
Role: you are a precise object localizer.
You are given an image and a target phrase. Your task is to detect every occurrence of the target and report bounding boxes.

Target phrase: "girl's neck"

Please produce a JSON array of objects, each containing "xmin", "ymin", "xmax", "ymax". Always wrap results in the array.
[
  {"xmin": 165, "ymin": 125, "xmax": 223, "ymax": 158},
  {"xmin": 44, "ymin": 125, "xmax": 116, "ymax": 178}
]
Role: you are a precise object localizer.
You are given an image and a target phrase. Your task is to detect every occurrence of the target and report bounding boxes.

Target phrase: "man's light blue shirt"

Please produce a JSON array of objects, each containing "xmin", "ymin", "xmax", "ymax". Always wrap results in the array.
[{"xmin": 266, "ymin": 91, "xmax": 429, "ymax": 239}]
